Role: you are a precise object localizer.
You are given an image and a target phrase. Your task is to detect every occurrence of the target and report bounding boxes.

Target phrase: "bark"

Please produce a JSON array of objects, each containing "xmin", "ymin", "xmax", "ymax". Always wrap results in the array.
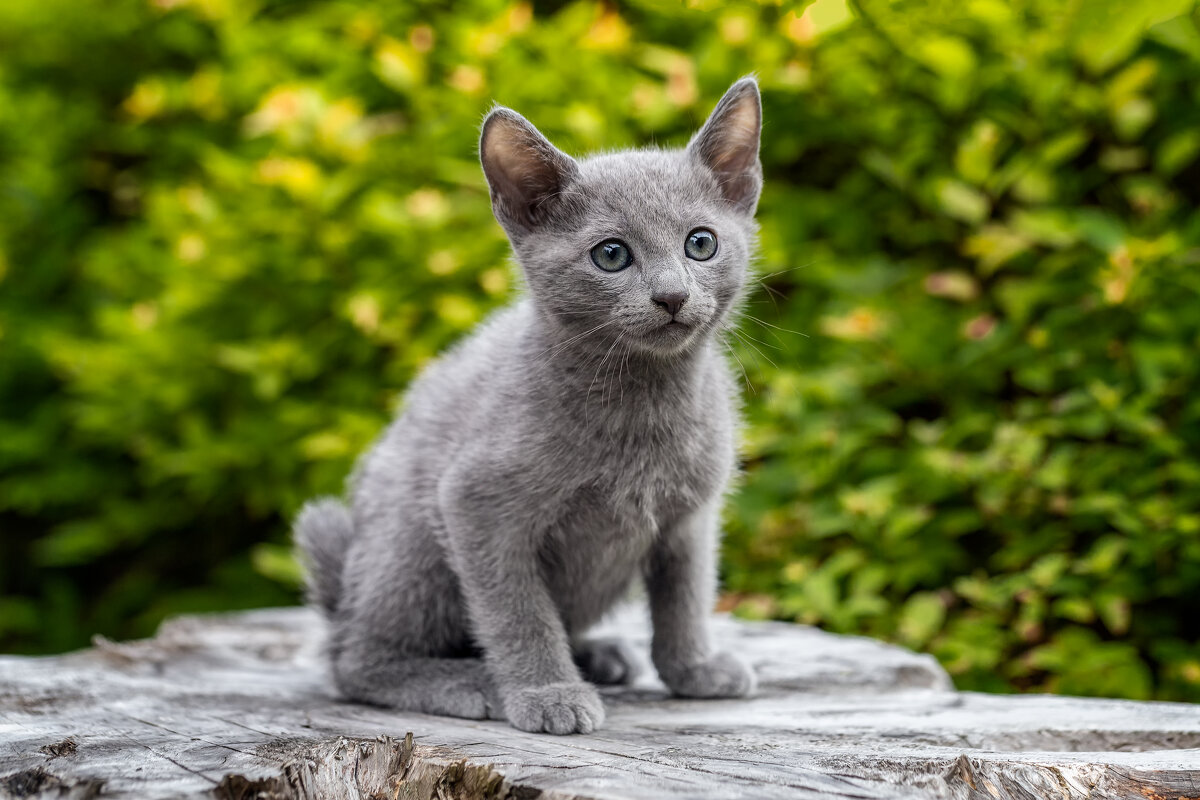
[{"xmin": 1, "ymin": 606, "xmax": 1197, "ymax": 799}]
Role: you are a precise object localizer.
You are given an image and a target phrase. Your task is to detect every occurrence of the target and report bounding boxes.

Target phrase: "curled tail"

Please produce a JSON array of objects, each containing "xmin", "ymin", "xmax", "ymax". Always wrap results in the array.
[{"xmin": 293, "ymin": 497, "xmax": 354, "ymax": 616}]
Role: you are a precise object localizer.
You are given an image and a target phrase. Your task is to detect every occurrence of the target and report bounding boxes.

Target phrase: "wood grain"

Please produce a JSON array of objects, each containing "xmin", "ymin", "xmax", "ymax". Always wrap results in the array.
[{"xmin": 1, "ymin": 606, "xmax": 1198, "ymax": 799}]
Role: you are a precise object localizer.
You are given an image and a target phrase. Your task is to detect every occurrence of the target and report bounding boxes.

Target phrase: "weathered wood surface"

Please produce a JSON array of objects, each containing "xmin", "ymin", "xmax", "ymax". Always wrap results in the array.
[{"xmin": 1, "ymin": 606, "xmax": 1198, "ymax": 800}]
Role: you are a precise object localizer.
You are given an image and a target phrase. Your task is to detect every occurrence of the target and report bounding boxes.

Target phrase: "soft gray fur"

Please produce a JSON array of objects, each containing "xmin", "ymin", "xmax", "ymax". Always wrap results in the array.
[{"xmin": 295, "ymin": 78, "xmax": 763, "ymax": 735}]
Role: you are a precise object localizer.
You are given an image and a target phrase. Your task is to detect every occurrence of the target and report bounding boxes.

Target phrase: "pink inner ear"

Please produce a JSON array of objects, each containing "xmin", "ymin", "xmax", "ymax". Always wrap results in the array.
[
  {"xmin": 492, "ymin": 135, "xmax": 559, "ymax": 204},
  {"xmin": 488, "ymin": 123, "xmax": 537, "ymax": 183},
  {"xmin": 711, "ymin": 98, "xmax": 760, "ymax": 172},
  {"xmin": 491, "ymin": 137, "xmax": 521, "ymax": 174},
  {"xmin": 688, "ymin": 82, "xmax": 762, "ymax": 213},
  {"xmin": 482, "ymin": 109, "xmax": 578, "ymax": 229}
]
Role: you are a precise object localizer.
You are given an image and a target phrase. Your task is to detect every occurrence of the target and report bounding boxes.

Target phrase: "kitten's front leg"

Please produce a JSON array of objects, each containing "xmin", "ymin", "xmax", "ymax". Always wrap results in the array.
[
  {"xmin": 646, "ymin": 502, "xmax": 756, "ymax": 698},
  {"xmin": 440, "ymin": 470, "xmax": 604, "ymax": 735}
]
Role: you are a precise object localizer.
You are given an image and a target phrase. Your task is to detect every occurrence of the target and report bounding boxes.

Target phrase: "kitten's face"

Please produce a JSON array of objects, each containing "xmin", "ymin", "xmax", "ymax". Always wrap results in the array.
[
  {"xmin": 512, "ymin": 151, "xmax": 754, "ymax": 356},
  {"xmin": 481, "ymin": 79, "xmax": 762, "ymax": 358}
]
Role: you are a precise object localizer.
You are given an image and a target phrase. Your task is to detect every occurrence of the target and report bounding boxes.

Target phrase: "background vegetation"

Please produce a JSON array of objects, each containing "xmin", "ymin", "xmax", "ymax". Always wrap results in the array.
[{"xmin": 3, "ymin": 0, "xmax": 1199, "ymax": 701}]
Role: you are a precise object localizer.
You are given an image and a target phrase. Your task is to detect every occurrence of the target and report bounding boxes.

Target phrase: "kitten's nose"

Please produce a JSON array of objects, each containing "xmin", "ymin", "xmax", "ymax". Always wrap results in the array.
[{"xmin": 652, "ymin": 290, "xmax": 689, "ymax": 318}]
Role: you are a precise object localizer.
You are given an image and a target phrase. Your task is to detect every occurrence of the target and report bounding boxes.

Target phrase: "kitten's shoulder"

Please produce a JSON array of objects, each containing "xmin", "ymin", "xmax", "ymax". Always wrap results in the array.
[{"xmin": 401, "ymin": 299, "xmax": 532, "ymax": 412}]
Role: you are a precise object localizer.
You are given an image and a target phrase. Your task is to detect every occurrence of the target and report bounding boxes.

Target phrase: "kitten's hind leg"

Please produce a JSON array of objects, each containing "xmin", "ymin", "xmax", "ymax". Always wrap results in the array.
[
  {"xmin": 330, "ymin": 507, "xmax": 501, "ymax": 718},
  {"xmin": 573, "ymin": 637, "xmax": 644, "ymax": 686},
  {"xmin": 332, "ymin": 651, "xmax": 504, "ymax": 720}
]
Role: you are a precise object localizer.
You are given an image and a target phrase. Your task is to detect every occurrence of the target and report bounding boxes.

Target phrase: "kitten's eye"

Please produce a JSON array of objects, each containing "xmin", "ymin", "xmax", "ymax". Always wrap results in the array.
[
  {"xmin": 590, "ymin": 239, "xmax": 633, "ymax": 272},
  {"xmin": 685, "ymin": 228, "xmax": 718, "ymax": 261}
]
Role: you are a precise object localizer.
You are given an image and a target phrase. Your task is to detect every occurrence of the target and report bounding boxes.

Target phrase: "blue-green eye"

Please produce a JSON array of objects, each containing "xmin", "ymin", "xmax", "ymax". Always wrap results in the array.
[
  {"xmin": 685, "ymin": 228, "xmax": 718, "ymax": 261},
  {"xmin": 590, "ymin": 239, "xmax": 632, "ymax": 272}
]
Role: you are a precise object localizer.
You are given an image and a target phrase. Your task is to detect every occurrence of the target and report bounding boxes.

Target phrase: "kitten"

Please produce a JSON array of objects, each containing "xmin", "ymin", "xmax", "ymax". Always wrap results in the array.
[{"xmin": 295, "ymin": 77, "xmax": 762, "ymax": 735}]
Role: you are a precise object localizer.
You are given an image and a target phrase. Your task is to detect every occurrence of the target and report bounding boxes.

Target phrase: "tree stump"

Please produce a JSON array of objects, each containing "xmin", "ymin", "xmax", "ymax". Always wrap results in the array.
[{"xmin": 1, "ymin": 606, "xmax": 1198, "ymax": 799}]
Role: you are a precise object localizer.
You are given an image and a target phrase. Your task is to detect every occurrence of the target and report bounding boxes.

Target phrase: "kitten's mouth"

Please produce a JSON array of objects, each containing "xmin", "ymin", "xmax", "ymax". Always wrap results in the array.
[
  {"xmin": 657, "ymin": 319, "xmax": 692, "ymax": 335},
  {"xmin": 647, "ymin": 319, "xmax": 695, "ymax": 343},
  {"xmin": 630, "ymin": 318, "xmax": 700, "ymax": 354}
]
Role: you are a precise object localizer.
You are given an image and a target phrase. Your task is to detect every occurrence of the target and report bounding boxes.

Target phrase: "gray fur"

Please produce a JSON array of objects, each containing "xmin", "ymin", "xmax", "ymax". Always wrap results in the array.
[
  {"xmin": 293, "ymin": 498, "xmax": 354, "ymax": 615},
  {"xmin": 295, "ymin": 78, "xmax": 763, "ymax": 734}
]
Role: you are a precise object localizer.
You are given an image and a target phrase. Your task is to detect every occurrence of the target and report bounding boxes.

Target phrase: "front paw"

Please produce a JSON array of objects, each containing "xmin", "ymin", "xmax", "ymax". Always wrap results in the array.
[
  {"xmin": 503, "ymin": 681, "xmax": 605, "ymax": 735},
  {"xmin": 660, "ymin": 651, "xmax": 756, "ymax": 699},
  {"xmin": 427, "ymin": 683, "xmax": 505, "ymax": 721},
  {"xmin": 574, "ymin": 637, "xmax": 643, "ymax": 685}
]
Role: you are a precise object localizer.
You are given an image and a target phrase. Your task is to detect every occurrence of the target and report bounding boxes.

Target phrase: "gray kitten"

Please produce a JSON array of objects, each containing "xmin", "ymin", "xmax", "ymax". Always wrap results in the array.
[{"xmin": 295, "ymin": 77, "xmax": 762, "ymax": 735}]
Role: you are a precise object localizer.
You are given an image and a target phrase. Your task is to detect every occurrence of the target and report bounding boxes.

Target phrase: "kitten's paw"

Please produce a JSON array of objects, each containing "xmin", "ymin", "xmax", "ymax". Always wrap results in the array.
[
  {"xmin": 425, "ymin": 689, "xmax": 490, "ymax": 720},
  {"xmin": 503, "ymin": 682, "xmax": 605, "ymax": 735},
  {"xmin": 421, "ymin": 678, "xmax": 505, "ymax": 721},
  {"xmin": 574, "ymin": 637, "xmax": 643, "ymax": 685},
  {"xmin": 660, "ymin": 651, "xmax": 756, "ymax": 699}
]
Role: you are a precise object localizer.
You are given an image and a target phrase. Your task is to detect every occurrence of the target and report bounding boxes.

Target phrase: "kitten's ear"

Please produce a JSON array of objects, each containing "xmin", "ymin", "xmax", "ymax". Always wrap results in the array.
[
  {"xmin": 480, "ymin": 107, "xmax": 579, "ymax": 235},
  {"xmin": 687, "ymin": 77, "xmax": 762, "ymax": 214}
]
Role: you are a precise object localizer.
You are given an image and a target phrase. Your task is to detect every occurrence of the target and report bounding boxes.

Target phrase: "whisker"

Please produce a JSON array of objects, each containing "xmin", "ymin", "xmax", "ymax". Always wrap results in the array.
[
  {"xmin": 742, "ymin": 313, "xmax": 810, "ymax": 339},
  {"xmin": 617, "ymin": 338, "xmax": 633, "ymax": 409},
  {"xmin": 727, "ymin": 327, "xmax": 778, "ymax": 370},
  {"xmin": 756, "ymin": 259, "xmax": 820, "ymax": 283},
  {"xmin": 722, "ymin": 337, "xmax": 755, "ymax": 395},
  {"xmin": 733, "ymin": 327, "xmax": 782, "ymax": 352},
  {"xmin": 754, "ymin": 280, "xmax": 787, "ymax": 309},
  {"xmin": 534, "ymin": 318, "xmax": 620, "ymax": 362},
  {"xmin": 585, "ymin": 332, "xmax": 625, "ymax": 428}
]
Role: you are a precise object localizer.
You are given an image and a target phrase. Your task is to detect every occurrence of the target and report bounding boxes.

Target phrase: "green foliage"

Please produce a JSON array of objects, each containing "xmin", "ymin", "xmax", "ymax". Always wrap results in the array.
[{"xmin": 2, "ymin": 0, "xmax": 1199, "ymax": 701}]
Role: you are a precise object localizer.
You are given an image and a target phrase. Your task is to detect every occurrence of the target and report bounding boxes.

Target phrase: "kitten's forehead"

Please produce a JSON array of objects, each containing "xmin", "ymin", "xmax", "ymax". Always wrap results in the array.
[{"xmin": 573, "ymin": 150, "xmax": 717, "ymax": 222}]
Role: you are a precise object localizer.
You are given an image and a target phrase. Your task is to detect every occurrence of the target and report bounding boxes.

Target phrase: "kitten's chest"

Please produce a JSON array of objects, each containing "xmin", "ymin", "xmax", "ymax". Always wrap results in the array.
[
  {"xmin": 540, "ymin": 424, "xmax": 730, "ymax": 633},
  {"xmin": 539, "ymin": 487, "xmax": 662, "ymax": 633},
  {"xmin": 568, "ymin": 393, "xmax": 734, "ymax": 524},
  {"xmin": 533, "ymin": 345, "xmax": 737, "ymax": 511},
  {"xmin": 534, "ymin": 373, "xmax": 735, "ymax": 631}
]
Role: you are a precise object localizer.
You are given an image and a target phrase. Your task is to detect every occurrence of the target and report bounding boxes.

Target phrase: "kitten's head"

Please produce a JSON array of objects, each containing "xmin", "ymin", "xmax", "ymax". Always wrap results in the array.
[{"xmin": 480, "ymin": 78, "xmax": 761, "ymax": 357}]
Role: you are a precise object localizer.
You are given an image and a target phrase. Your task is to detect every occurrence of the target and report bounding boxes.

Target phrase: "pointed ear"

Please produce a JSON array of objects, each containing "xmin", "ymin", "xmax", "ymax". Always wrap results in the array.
[
  {"xmin": 480, "ymin": 107, "xmax": 579, "ymax": 236},
  {"xmin": 687, "ymin": 77, "xmax": 762, "ymax": 214}
]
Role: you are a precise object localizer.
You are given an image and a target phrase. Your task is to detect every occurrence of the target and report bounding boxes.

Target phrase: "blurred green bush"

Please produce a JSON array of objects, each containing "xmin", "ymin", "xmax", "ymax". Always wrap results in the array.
[{"xmin": 2, "ymin": 0, "xmax": 1198, "ymax": 700}]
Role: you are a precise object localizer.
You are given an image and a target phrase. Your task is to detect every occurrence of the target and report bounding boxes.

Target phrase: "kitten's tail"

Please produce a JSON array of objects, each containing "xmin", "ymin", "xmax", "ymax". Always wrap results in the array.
[{"xmin": 293, "ymin": 497, "xmax": 354, "ymax": 616}]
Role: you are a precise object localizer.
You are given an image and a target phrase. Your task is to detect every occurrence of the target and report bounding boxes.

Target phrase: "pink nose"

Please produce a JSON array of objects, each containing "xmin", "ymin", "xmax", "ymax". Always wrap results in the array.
[{"xmin": 652, "ymin": 291, "xmax": 688, "ymax": 317}]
